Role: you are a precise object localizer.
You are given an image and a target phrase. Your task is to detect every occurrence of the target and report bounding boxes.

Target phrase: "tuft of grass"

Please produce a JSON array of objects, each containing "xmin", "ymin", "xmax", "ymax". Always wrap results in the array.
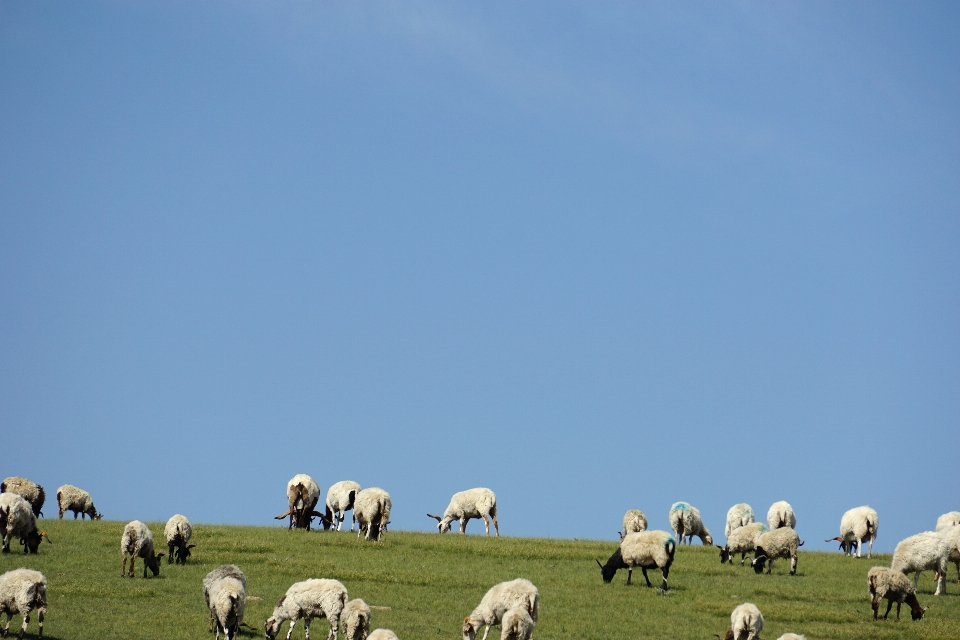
[{"xmin": 0, "ymin": 520, "xmax": 957, "ymax": 639}]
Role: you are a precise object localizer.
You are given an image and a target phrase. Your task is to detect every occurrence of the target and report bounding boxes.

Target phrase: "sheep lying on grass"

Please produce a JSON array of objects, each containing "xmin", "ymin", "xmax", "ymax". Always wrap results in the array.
[
  {"xmin": 620, "ymin": 510, "xmax": 647, "ymax": 539},
  {"xmin": 751, "ymin": 527, "xmax": 803, "ymax": 575},
  {"xmin": 724, "ymin": 504, "xmax": 755, "ymax": 538},
  {"xmin": 669, "ymin": 502, "xmax": 712, "ymax": 545},
  {"xmin": 367, "ymin": 630, "xmax": 398, "ymax": 640},
  {"xmin": 826, "ymin": 506, "xmax": 878, "ymax": 558},
  {"xmin": 428, "ymin": 488, "xmax": 499, "ymax": 537},
  {"xmin": 891, "ymin": 531, "xmax": 949, "ymax": 595},
  {"xmin": 0, "ymin": 568, "xmax": 47, "ymax": 640},
  {"xmin": 265, "ymin": 578, "xmax": 347, "ymax": 640},
  {"xmin": 0, "ymin": 478, "xmax": 45, "ymax": 518},
  {"xmin": 717, "ymin": 523, "xmax": 768, "ymax": 565},
  {"xmin": 598, "ymin": 531, "xmax": 676, "ymax": 590},
  {"xmin": 0, "ymin": 493, "xmax": 50, "ymax": 554},
  {"xmin": 120, "ymin": 520, "xmax": 163, "ymax": 578},
  {"xmin": 56, "ymin": 485, "xmax": 101, "ymax": 520},
  {"xmin": 325, "ymin": 481, "xmax": 361, "ymax": 532},
  {"xmin": 721, "ymin": 602, "xmax": 762, "ymax": 640},
  {"xmin": 867, "ymin": 566, "xmax": 927, "ymax": 621},
  {"xmin": 462, "ymin": 578, "xmax": 539, "ymax": 640},
  {"xmin": 340, "ymin": 598, "xmax": 371, "ymax": 640},
  {"xmin": 164, "ymin": 514, "xmax": 194, "ymax": 564}
]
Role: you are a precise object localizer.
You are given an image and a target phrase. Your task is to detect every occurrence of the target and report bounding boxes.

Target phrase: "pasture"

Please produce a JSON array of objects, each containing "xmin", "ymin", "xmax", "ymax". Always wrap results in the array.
[{"xmin": 1, "ymin": 520, "xmax": 957, "ymax": 639}]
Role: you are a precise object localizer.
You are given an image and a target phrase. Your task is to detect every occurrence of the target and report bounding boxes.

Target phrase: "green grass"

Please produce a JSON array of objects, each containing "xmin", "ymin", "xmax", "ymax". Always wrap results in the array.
[{"xmin": 2, "ymin": 520, "xmax": 957, "ymax": 639}]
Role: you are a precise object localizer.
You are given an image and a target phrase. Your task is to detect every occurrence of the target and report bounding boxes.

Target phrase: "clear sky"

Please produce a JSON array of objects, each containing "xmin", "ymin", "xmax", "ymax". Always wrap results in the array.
[{"xmin": 1, "ymin": 1, "xmax": 958, "ymax": 552}]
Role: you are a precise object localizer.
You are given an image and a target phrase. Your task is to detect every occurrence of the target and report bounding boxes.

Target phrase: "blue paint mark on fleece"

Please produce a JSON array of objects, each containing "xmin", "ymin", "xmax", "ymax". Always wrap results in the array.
[{"xmin": 674, "ymin": 502, "xmax": 690, "ymax": 511}]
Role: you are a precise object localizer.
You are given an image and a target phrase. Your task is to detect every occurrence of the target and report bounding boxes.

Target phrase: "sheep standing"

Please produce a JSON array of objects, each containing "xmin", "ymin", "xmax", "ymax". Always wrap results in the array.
[
  {"xmin": 325, "ymin": 481, "xmax": 361, "ymax": 532},
  {"xmin": 0, "ymin": 493, "xmax": 50, "ymax": 554},
  {"xmin": 428, "ymin": 488, "xmax": 499, "ymax": 537},
  {"xmin": 717, "ymin": 522, "xmax": 769, "ymax": 565},
  {"xmin": 767, "ymin": 501, "xmax": 796, "ymax": 530},
  {"xmin": 721, "ymin": 602, "xmax": 763, "ymax": 640},
  {"xmin": 724, "ymin": 504, "xmax": 755, "ymax": 538},
  {"xmin": 462, "ymin": 578, "xmax": 539, "ymax": 640},
  {"xmin": 867, "ymin": 566, "xmax": 927, "ymax": 620},
  {"xmin": 500, "ymin": 606, "xmax": 535, "ymax": 640},
  {"xmin": 0, "ymin": 568, "xmax": 47, "ymax": 640},
  {"xmin": 55, "ymin": 484, "xmax": 101, "ymax": 520},
  {"xmin": 120, "ymin": 520, "xmax": 164, "ymax": 578},
  {"xmin": 597, "ymin": 531, "xmax": 676, "ymax": 590},
  {"xmin": 0, "ymin": 478, "xmax": 45, "ymax": 518},
  {"xmin": 203, "ymin": 565, "xmax": 246, "ymax": 632},
  {"xmin": 207, "ymin": 575, "xmax": 245, "ymax": 640},
  {"xmin": 275, "ymin": 474, "xmax": 322, "ymax": 531},
  {"xmin": 340, "ymin": 599, "xmax": 371, "ymax": 640},
  {"xmin": 354, "ymin": 488, "xmax": 391, "ymax": 542},
  {"xmin": 891, "ymin": 531, "xmax": 949, "ymax": 595},
  {"xmin": 668, "ymin": 502, "xmax": 712, "ymax": 545},
  {"xmin": 620, "ymin": 510, "xmax": 647, "ymax": 539},
  {"xmin": 826, "ymin": 506, "xmax": 878, "ymax": 558},
  {"xmin": 936, "ymin": 524, "xmax": 960, "ymax": 585},
  {"xmin": 264, "ymin": 578, "xmax": 347, "ymax": 640},
  {"xmin": 750, "ymin": 527, "xmax": 803, "ymax": 575},
  {"xmin": 936, "ymin": 511, "xmax": 960, "ymax": 531},
  {"xmin": 164, "ymin": 514, "xmax": 195, "ymax": 564}
]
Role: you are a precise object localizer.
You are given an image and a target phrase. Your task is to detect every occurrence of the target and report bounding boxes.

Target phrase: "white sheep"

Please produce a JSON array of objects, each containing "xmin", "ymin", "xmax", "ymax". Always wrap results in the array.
[
  {"xmin": 724, "ymin": 504, "xmax": 755, "ymax": 538},
  {"xmin": 826, "ymin": 505, "xmax": 879, "ymax": 558},
  {"xmin": 0, "ymin": 493, "xmax": 49, "ymax": 555},
  {"xmin": 164, "ymin": 514, "xmax": 194, "ymax": 564},
  {"xmin": 462, "ymin": 578, "xmax": 539, "ymax": 640},
  {"xmin": 717, "ymin": 522, "xmax": 769, "ymax": 565},
  {"xmin": 207, "ymin": 575, "xmax": 245, "ymax": 640},
  {"xmin": 428, "ymin": 488, "xmax": 499, "ymax": 537},
  {"xmin": 0, "ymin": 568, "xmax": 47, "ymax": 640},
  {"xmin": 275, "ymin": 474, "xmax": 323, "ymax": 531},
  {"xmin": 668, "ymin": 502, "xmax": 713, "ymax": 545},
  {"xmin": 500, "ymin": 606, "xmax": 535, "ymax": 640},
  {"xmin": 936, "ymin": 524, "xmax": 960, "ymax": 585},
  {"xmin": 55, "ymin": 484, "xmax": 101, "ymax": 520},
  {"xmin": 340, "ymin": 598, "xmax": 371, "ymax": 640},
  {"xmin": 936, "ymin": 511, "xmax": 960, "ymax": 531},
  {"xmin": 867, "ymin": 565, "xmax": 927, "ymax": 620},
  {"xmin": 0, "ymin": 478, "xmax": 45, "ymax": 519},
  {"xmin": 597, "ymin": 530, "xmax": 676, "ymax": 590},
  {"xmin": 722, "ymin": 602, "xmax": 763, "ymax": 640},
  {"xmin": 203, "ymin": 565, "xmax": 246, "ymax": 632},
  {"xmin": 354, "ymin": 488, "xmax": 392, "ymax": 542},
  {"xmin": 620, "ymin": 510, "xmax": 648, "ymax": 539},
  {"xmin": 367, "ymin": 631, "xmax": 398, "ymax": 640},
  {"xmin": 891, "ymin": 531, "xmax": 950, "ymax": 595},
  {"xmin": 120, "ymin": 520, "xmax": 164, "ymax": 578},
  {"xmin": 767, "ymin": 501, "xmax": 796, "ymax": 530},
  {"xmin": 775, "ymin": 634, "xmax": 807, "ymax": 640},
  {"xmin": 750, "ymin": 527, "xmax": 803, "ymax": 575},
  {"xmin": 265, "ymin": 578, "xmax": 347, "ymax": 640},
  {"xmin": 325, "ymin": 481, "xmax": 361, "ymax": 532}
]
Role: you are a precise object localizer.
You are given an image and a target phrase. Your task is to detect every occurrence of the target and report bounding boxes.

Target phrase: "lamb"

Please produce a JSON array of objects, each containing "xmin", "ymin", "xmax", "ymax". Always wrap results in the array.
[
  {"xmin": 936, "ymin": 511, "xmax": 960, "ymax": 531},
  {"xmin": 354, "ymin": 488, "xmax": 391, "ymax": 542},
  {"xmin": 264, "ymin": 578, "xmax": 347, "ymax": 640},
  {"xmin": 274, "ymin": 474, "xmax": 323, "ymax": 531},
  {"xmin": 750, "ymin": 527, "xmax": 803, "ymax": 575},
  {"xmin": 340, "ymin": 598, "xmax": 371, "ymax": 640},
  {"xmin": 203, "ymin": 565, "xmax": 246, "ymax": 632},
  {"xmin": 891, "ymin": 531, "xmax": 949, "ymax": 595},
  {"xmin": 367, "ymin": 631, "xmax": 398, "ymax": 640},
  {"xmin": 207, "ymin": 575, "xmax": 245, "ymax": 640},
  {"xmin": 120, "ymin": 520, "xmax": 164, "ymax": 578},
  {"xmin": 0, "ymin": 493, "xmax": 50, "ymax": 554},
  {"xmin": 0, "ymin": 478, "xmax": 45, "ymax": 518},
  {"xmin": 55, "ymin": 484, "xmax": 101, "ymax": 520},
  {"xmin": 668, "ymin": 502, "xmax": 713, "ymax": 545},
  {"xmin": 775, "ymin": 634, "xmax": 807, "ymax": 640},
  {"xmin": 428, "ymin": 488, "xmax": 499, "ymax": 537},
  {"xmin": 164, "ymin": 514, "xmax": 195, "ymax": 564},
  {"xmin": 721, "ymin": 602, "xmax": 763, "ymax": 640},
  {"xmin": 0, "ymin": 568, "xmax": 47, "ymax": 640},
  {"xmin": 867, "ymin": 566, "xmax": 927, "ymax": 620},
  {"xmin": 462, "ymin": 578, "xmax": 539, "ymax": 640},
  {"xmin": 597, "ymin": 530, "xmax": 676, "ymax": 590},
  {"xmin": 717, "ymin": 522, "xmax": 769, "ymax": 565},
  {"xmin": 724, "ymin": 504, "xmax": 755, "ymax": 538},
  {"xmin": 620, "ymin": 510, "xmax": 648, "ymax": 539},
  {"xmin": 767, "ymin": 501, "xmax": 796, "ymax": 530},
  {"xmin": 826, "ymin": 505, "xmax": 879, "ymax": 558},
  {"xmin": 500, "ymin": 606, "xmax": 535, "ymax": 640},
  {"xmin": 325, "ymin": 481, "xmax": 361, "ymax": 532}
]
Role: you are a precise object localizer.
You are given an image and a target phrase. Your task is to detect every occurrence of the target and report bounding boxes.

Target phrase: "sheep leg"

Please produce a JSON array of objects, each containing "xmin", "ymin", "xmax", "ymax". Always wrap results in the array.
[
  {"xmin": 855, "ymin": 539, "xmax": 861, "ymax": 558},
  {"xmin": 16, "ymin": 610, "xmax": 29, "ymax": 640},
  {"xmin": 480, "ymin": 625, "xmax": 490, "ymax": 640},
  {"xmin": 867, "ymin": 538, "xmax": 873, "ymax": 559},
  {"xmin": 895, "ymin": 601, "xmax": 902, "ymax": 621},
  {"xmin": 460, "ymin": 518, "xmax": 467, "ymax": 534},
  {"xmin": 625, "ymin": 568, "xmax": 632, "ymax": 585},
  {"xmin": 121, "ymin": 553, "xmax": 128, "ymax": 577},
  {"xmin": 766, "ymin": 559, "xmax": 774, "ymax": 575},
  {"xmin": 483, "ymin": 515, "xmax": 491, "ymax": 536},
  {"xmin": 285, "ymin": 619, "xmax": 299, "ymax": 640},
  {"xmin": 168, "ymin": 542, "xmax": 175, "ymax": 564},
  {"xmin": 492, "ymin": 514, "xmax": 499, "ymax": 537},
  {"xmin": 882, "ymin": 599, "xmax": 893, "ymax": 619},
  {"xmin": 35, "ymin": 606, "xmax": 43, "ymax": 640},
  {"xmin": 642, "ymin": 567, "xmax": 654, "ymax": 588},
  {"xmin": 790, "ymin": 555, "xmax": 798, "ymax": 575},
  {"xmin": 1, "ymin": 612, "xmax": 9, "ymax": 637},
  {"xmin": 327, "ymin": 614, "xmax": 339, "ymax": 640}
]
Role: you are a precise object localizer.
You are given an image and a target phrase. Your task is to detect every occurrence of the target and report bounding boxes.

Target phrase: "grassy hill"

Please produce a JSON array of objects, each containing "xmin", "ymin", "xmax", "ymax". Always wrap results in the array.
[{"xmin": 1, "ymin": 519, "xmax": 957, "ymax": 639}]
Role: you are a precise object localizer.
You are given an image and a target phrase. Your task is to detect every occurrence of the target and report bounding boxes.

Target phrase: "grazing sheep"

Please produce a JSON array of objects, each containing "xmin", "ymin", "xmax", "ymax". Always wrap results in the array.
[
  {"xmin": 325, "ymin": 481, "xmax": 361, "ymax": 532},
  {"xmin": 164, "ymin": 514, "xmax": 194, "ymax": 564},
  {"xmin": 275, "ymin": 474, "xmax": 323, "ymax": 531},
  {"xmin": 724, "ymin": 504, "xmax": 755, "ymax": 538},
  {"xmin": 826, "ymin": 506, "xmax": 879, "ymax": 558},
  {"xmin": 891, "ymin": 531, "xmax": 949, "ymax": 595},
  {"xmin": 0, "ymin": 478, "xmax": 45, "ymax": 519},
  {"xmin": 721, "ymin": 602, "xmax": 763, "ymax": 640},
  {"xmin": 354, "ymin": 488, "xmax": 391, "ymax": 542},
  {"xmin": 0, "ymin": 568, "xmax": 47, "ymax": 640},
  {"xmin": 120, "ymin": 520, "xmax": 164, "ymax": 578},
  {"xmin": 264, "ymin": 578, "xmax": 347, "ymax": 640},
  {"xmin": 55, "ymin": 484, "xmax": 101, "ymax": 520},
  {"xmin": 207, "ymin": 575, "xmax": 245, "ymax": 640},
  {"xmin": 751, "ymin": 527, "xmax": 803, "ymax": 575},
  {"xmin": 462, "ymin": 578, "xmax": 539, "ymax": 640},
  {"xmin": 717, "ymin": 523, "xmax": 769, "ymax": 565},
  {"xmin": 620, "ymin": 510, "xmax": 648, "ymax": 539},
  {"xmin": 867, "ymin": 566, "xmax": 927, "ymax": 620},
  {"xmin": 0, "ymin": 494, "xmax": 50, "ymax": 554},
  {"xmin": 597, "ymin": 531, "xmax": 676, "ymax": 590},
  {"xmin": 367, "ymin": 631, "xmax": 398, "ymax": 640},
  {"xmin": 203, "ymin": 565, "xmax": 246, "ymax": 632},
  {"xmin": 936, "ymin": 511, "xmax": 960, "ymax": 531},
  {"xmin": 428, "ymin": 488, "xmax": 499, "ymax": 537},
  {"xmin": 668, "ymin": 502, "xmax": 713, "ymax": 545},
  {"xmin": 340, "ymin": 599, "xmax": 371, "ymax": 640},
  {"xmin": 500, "ymin": 606, "xmax": 535, "ymax": 640},
  {"xmin": 767, "ymin": 501, "xmax": 796, "ymax": 530}
]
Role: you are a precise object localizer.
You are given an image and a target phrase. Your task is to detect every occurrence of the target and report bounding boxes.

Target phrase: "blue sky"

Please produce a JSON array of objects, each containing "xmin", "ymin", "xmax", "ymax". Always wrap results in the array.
[{"xmin": 1, "ymin": 1, "xmax": 958, "ymax": 551}]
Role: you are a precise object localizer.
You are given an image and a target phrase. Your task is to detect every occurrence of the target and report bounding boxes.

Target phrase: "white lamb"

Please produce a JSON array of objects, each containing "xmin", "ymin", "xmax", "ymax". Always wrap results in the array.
[
  {"xmin": 0, "ymin": 568, "xmax": 47, "ymax": 640},
  {"xmin": 750, "ymin": 527, "xmax": 803, "ymax": 575},
  {"xmin": 500, "ymin": 606, "xmax": 535, "ymax": 640},
  {"xmin": 325, "ymin": 481, "xmax": 361, "ymax": 532},
  {"xmin": 826, "ymin": 505, "xmax": 879, "ymax": 558},
  {"xmin": 462, "ymin": 578, "xmax": 539, "ymax": 640},
  {"xmin": 867, "ymin": 565, "xmax": 927, "ymax": 620},
  {"xmin": 367, "ymin": 631, "xmax": 398, "ymax": 640},
  {"xmin": 56, "ymin": 484, "xmax": 101, "ymax": 520},
  {"xmin": 275, "ymin": 474, "xmax": 322, "ymax": 531},
  {"xmin": 203, "ymin": 565, "xmax": 246, "ymax": 632},
  {"xmin": 721, "ymin": 602, "xmax": 763, "ymax": 640},
  {"xmin": 620, "ymin": 510, "xmax": 648, "ymax": 539},
  {"xmin": 724, "ymin": 504, "xmax": 755, "ymax": 538},
  {"xmin": 428, "ymin": 488, "xmax": 499, "ymax": 537},
  {"xmin": 717, "ymin": 522, "xmax": 769, "ymax": 565},
  {"xmin": 936, "ymin": 511, "xmax": 960, "ymax": 531},
  {"xmin": 340, "ymin": 598, "xmax": 371, "ymax": 640},
  {"xmin": 0, "ymin": 478, "xmax": 45, "ymax": 518},
  {"xmin": 207, "ymin": 575, "xmax": 245, "ymax": 640},
  {"xmin": 597, "ymin": 531, "xmax": 677, "ymax": 590},
  {"xmin": 0, "ymin": 493, "xmax": 49, "ymax": 554},
  {"xmin": 891, "ymin": 531, "xmax": 949, "ymax": 595},
  {"xmin": 265, "ymin": 578, "xmax": 347, "ymax": 640},
  {"xmin": 767, "ymin": 501, "xmax": 796, "ymax": 530},
  {"xmin": 164, "ymin": 514, "xmax": 194, "ymax": 564},
  {"xmin": 668, "ymin": 502, "xmax": 713, "ymax": 545},
  {"xmin": 120, "ymin": 520, "xmax": 164, "ymax": 578},
  {"xmin": 354, "ymin": 488, "xmax": 392, "ymax": 542}
]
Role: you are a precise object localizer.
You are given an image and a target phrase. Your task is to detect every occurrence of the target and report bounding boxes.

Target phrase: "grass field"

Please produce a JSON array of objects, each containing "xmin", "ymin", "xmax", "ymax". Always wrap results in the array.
[{"xmin": 1, "ymin": 519, "xmax": 957, "ymax": 639}]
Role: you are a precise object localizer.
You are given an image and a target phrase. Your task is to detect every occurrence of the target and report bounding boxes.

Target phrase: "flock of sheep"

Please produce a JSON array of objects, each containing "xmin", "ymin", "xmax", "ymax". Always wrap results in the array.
[{"xmin": 1, "ymin": 473, "xmax": 959, "ymax": 640}]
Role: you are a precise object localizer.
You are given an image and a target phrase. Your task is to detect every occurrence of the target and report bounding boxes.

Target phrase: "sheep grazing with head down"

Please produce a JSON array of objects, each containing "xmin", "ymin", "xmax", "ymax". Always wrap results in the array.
[
  {"xmin": 164, "ymin": 514, "xmax": 195, "ymax": 564},
  {"xmin": 891, "ymin": 531, "xmax": 950, "ymax": 595},
  {"xmin": 724, "ymin": 504, "xmax": 755, "ymax": 538},
  {"xmin": 264, "ymin": 578, "xmax": 347, "ymax": 640},
  {"xmin": 203, "ymin": 565, "xmax": 246, "ymax": 632},
  {"xmin": 0, "ymin": 568, "xmax": 47, "ymax": 640},
  {"xmin": 56, "ymin": 484, "xmax": 101, "ymax": 520},
  {"xmin": 936, "ymin": 511, "xmax": 960, "ymax": 531},
  {"xmin": 340, "ymin": 599, "xmax": 371, "ymax": 640},
  {"xmin": 325, "ymin": 481, "xmax": 361, "ymax": 532},
  {"xmin": 751, "ymin": 527, "xmax": 803, "ymax": 575},
  {"xmin": 275, "ymin": 474, "xmax": 323, "ymax": 531},
  {"xmin": 120, "ymin": 520, "xmax": 164, "ymax": 578},
  {"xmin": 0, "ymin": 493, "xmax": 50, "ymax": 554},
  {"xmin": 826, "ymin": 506, "xmax": 879, "ymax": 558},
  {"xmin": 462, "ymin": 578, "xmax": 539, "ymax": 640},
  {"xmin": 598, "ymin": 530, "xmax": 676, "ymax": 590},
  {"xmin": 207, "ymin": 574, "xmax": 245, "ymax": 640},
  {"xmin": 355, "ymin": 488, "xmax": 392, "ymax": 542},
  {"xmin": 0, "ymin": 478, "xmax": 45, "ymax": 519},
  {"xmin": 721, "ymin": 602, "xmax": 763, "ymax": 640},
  {"xmin": 867, "ymin": 566, "xmax": 927, "ymax": 620},
  {"xmin": 620, "ymin": 510, "xmax": 647, "ymax": 539},
  {"xmin": 717, "ymin": 523, "xmax": 769, "ymax": 565},
  {"xmin": 767, "ymin": 501, "xmax": 796, "ymax": 530},
  {"xmin": 428, "ymin": 488, "xmax": 499, "ymax": 537},
  {"xmin": 500, "ymin": 606, "xmax": 535, "ymax": 640},
  {"xmin": 669, "ymin": 502, "xmax": 712, "ymax": 545}
]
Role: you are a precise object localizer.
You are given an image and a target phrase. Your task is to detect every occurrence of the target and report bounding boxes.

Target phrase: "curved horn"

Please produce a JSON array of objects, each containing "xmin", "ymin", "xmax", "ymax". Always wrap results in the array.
[
  {"xmin": 41, "ymin": 532, "xmax": 51, "ymax": 543},
  {"xmin": 426, "ymin": 514, "xmax": 442, "ymax": 522},
  {"xmin": 595, "ymin": 559, "xmax": 603, "ymax": 569},
  {"xmin": 274, "ymin": 510, "xmax": 292, "ymax": 520},
  {"xmin": 825, "ymin": 537, "xmax": 843, "ymax": 542}
]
